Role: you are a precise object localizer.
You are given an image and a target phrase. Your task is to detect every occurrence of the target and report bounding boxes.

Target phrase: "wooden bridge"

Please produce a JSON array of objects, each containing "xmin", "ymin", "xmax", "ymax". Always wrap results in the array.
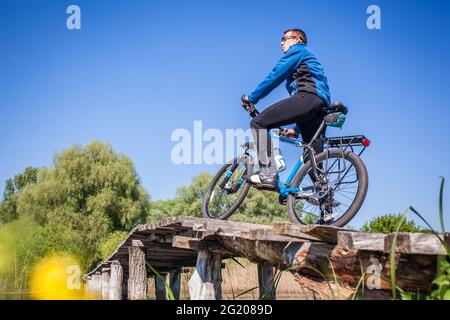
[{"xmin": 83, "ymin": 216, "xmax": 449, "ymax": 300}]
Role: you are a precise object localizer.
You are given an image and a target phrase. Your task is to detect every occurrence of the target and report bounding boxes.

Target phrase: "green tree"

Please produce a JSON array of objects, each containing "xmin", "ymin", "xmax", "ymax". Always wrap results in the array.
[
  {"xmin": 1, "ymin": 141, "xmax": 151, "ymax": 270},
  {"xmin": 146, "ymin": 172, "xmax": 288, "ymax": 225},
  {"xmin": 99, "ymin": 231, "xmax": 128, "ymax": 260},
  {"xmin": 0, "ymin": 167, "xmax": 40, "ymax": 225},
  {"xmin": 0, "ymin": 216, "xmax": 47, "ymax": 299}
]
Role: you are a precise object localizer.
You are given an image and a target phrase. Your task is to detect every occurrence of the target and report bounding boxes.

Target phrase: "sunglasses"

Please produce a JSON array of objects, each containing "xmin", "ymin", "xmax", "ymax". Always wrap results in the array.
[{"xmin": 281, "ymin": 36, "xmax": 298, "ymax": 43}]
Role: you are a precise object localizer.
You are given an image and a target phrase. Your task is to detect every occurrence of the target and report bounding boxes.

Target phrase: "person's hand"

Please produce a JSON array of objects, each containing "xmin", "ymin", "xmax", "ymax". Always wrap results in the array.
[
  {"xmin": 282, "ymin": 128, "xmax": 299, "ymax": 139},
  {"xmin": 241, "ymin": 95, "xmax": 255, "ymax": 111}
]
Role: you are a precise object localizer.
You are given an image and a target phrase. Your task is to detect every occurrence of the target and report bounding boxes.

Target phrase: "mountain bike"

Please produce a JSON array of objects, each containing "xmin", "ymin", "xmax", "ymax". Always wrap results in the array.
[{"xmin": 201, "ymin": 97, "xmax": 370, "ymax": 226}]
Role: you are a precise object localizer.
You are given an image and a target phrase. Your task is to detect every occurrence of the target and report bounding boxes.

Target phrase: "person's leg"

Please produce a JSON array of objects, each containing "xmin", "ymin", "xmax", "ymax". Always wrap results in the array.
[
  {"xmin": 297, "ymin": 110, "xmax": 327, "ymax": 161},
  {"xmin": 297, "ymin": 98, "xmax": 327, "ymax": 182},
  {"xmin": 248, "ymin": 92, "xmax": 325, "ymax": 187}
]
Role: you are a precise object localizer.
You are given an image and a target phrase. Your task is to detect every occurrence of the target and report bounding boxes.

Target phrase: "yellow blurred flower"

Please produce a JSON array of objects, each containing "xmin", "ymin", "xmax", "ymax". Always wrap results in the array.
[{"xmin": 30, "ymin": 253, "xmax": 89, "ymax": 300}]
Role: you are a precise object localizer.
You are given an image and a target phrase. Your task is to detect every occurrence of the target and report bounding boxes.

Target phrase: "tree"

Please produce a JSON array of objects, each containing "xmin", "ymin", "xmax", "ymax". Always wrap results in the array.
[
  {"xmin": 0, "ymin": 167, "xmax": 40, "ymax": 225},
  {"xmin": 99, "ymin": 231, "xmax": 128, "ymax": 260},
  {"xmin": 0, "ymin": 216, "xmax": 47, "ymax": 298},
  {"xmin": 361, "ymin": 213, "xmax": 426, "ymax": 233},
  {"xmin": 1, "ymin": 141, "xmax": 151, "ymax": 270},
  {"xmin": 146, "ymin": 172, "xmax": 289, "ymax": 224}
]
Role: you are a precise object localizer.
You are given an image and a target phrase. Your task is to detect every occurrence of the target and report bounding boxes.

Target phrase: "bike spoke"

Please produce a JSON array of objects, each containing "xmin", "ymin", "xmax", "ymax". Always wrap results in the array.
[
  {"xmin": 206, "ymin": 162, "xmax": 249, "ymax": 218},
  {"xmin": 292, "ymin": 152, "xmax": 362, "ymax": 225}
]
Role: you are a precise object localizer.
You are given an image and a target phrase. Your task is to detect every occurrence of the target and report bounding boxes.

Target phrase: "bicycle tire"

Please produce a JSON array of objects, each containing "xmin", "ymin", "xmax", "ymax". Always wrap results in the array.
[
  {"xmin": 287, "ymin": 149, "xmax": 368, "ymax": 227},
  {"xmin": 202, "ymin": 157, "xmax": 253, "ymax": 220}
]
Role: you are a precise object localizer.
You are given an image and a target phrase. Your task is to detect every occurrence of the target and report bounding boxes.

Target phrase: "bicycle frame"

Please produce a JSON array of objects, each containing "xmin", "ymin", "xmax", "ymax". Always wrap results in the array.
[{"xmin": 269, "ymin": 129, "xmax": 311, "ymax": 198}]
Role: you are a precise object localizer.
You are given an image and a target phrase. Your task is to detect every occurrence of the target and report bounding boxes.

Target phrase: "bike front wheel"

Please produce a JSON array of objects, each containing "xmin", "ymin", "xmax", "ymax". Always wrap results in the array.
[
  {"xmin": 202, "ymin": 156, "xmax": 253, "ymax": 220},
  {"xmin": 287, "ymin": 149, "xmax": 368, "ymax": 227}
]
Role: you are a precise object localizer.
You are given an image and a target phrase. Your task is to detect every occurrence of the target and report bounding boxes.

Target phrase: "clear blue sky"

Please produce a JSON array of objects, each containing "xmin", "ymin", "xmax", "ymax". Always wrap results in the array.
[{"xmin": 1, "ymin": 0, "xmax": 449, "ymax": 229}]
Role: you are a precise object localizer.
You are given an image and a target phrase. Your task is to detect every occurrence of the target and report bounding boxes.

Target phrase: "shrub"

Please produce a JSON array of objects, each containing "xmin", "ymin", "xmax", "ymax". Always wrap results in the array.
[{"xmin": 361, "ymin": 213, "xmax": 425, "ymax": 233}]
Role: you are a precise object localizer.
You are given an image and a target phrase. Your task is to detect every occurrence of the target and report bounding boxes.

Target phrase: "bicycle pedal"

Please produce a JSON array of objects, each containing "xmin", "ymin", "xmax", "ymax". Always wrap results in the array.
[{"xmin": 278, "ymin": 195, "xmax": 287, "ymax": 205}]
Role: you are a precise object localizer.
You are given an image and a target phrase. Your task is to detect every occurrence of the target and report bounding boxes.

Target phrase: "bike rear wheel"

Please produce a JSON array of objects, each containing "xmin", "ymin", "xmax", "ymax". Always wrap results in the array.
[
  {"xmin": 287, "ymin": 149, "xmax": 368, "ymax": 227},
  {"xmin": 202, "ymin": 157, "xmax": 253, "ymax": 220}
]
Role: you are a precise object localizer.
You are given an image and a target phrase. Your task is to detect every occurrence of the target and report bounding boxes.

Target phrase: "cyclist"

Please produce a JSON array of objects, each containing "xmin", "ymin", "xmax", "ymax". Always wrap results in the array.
[{"xmin": 242, "ymin": 28, "xmax": 331, "ymax": 189}]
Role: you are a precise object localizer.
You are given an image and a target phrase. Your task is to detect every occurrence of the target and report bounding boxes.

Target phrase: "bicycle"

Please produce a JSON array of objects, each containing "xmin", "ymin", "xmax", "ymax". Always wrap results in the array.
[{"xmin": 201, "ymin": 96, "xmax": 370, "ymax": 227}]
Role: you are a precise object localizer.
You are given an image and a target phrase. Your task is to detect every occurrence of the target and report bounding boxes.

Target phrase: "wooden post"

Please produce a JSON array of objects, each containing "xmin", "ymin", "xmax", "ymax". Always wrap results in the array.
[
  {"xmin": 155, "ymin": 274, "xmax": 167, "ymax": 300},
  {"xmin": 86, "ymin": 272, "xmax": 102, "ymax": 300},
  {"xmin": 101, "ymin": 268, "xmax": 110, "ymax": 300},
  {"xmin": 128, "ymin": 242, "xmax": 147, "ymax": 300},
  {"xmin": 122, "ymin": 277, "xmax": 128, "ymax": 300},
  {"xmin": 169, "ymin": 270, "xmax": 181, "ymax": 300},
  {"xmin": 188, "ymin": 250, "xmax": 222, "ymax": 300},
  {"xmin": 109, "ymin": 260, "xmax": 123, "ymax": 300},
  {"xmin": 258, "ymin": 262, "xmax": 276, "ymax": 300}
]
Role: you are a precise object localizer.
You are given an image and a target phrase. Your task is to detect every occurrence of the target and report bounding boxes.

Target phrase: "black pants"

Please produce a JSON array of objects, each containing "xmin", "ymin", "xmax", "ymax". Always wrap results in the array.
[{"xmin": 250, "ymin": 92, "xmax": 327, "ymax": 173}]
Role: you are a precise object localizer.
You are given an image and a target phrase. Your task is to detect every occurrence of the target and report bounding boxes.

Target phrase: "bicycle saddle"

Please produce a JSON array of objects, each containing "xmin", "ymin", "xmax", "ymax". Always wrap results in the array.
[{"xmin": 323, "ymin": 101, "xmax": 348, "ymax": 115}]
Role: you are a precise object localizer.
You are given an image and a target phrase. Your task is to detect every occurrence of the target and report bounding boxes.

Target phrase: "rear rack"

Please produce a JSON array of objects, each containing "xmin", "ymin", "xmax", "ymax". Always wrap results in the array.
[
  {"xmin": 326, "ymin": 135, "xmax": 368, "ymax": 147},
  {"xmin": 325, "ymin": 135, "xmax": 369, "ymax": 157}
]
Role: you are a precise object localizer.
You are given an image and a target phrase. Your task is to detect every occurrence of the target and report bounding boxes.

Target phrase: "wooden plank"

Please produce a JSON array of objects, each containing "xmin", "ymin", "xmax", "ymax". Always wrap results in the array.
[
  {"xmin": 289, "ymin": 242, "xmax": 438, "ymax": 292},
  {"xmin": 273, "ymin": 222, "xmax": 326, "ymax": 242},
  {"xmin": 241, "ymin": 228, "xmax": 307, "ymax": 242},
  {"xmin": 384, "ymin": 233, "xmax": 449, "ymax": 256},
  {"xmin": 338, "ymin": 231, "xmax": 449, "ymax": 255},
  {"xmin": 204, "ymin": 225, "xmax": 303, "ymax": 242},
  {"xmin": 254, "ymin": 240, "xmax": 292, "ymax": 264},
  {"xmin": 337, "ymin": 231, "xmax": 385, "ymax": 251},
  {"xmin": 172, "ymin": 236, "xmax": 230, "ymax": 254},
  {"xmin": 298, "ymin": 224, "xmax": 350, "ymax": 243},
  {"xmin": 177, "ymin": 216, "xmax": 273, "ymax": 232},
  {"xmin": 132, "ymin": 239, "xmax": 145, "ymax": 247},
  {"xmin": 172, "ymin": 236, "xmax": 201, "ymax": 251}
]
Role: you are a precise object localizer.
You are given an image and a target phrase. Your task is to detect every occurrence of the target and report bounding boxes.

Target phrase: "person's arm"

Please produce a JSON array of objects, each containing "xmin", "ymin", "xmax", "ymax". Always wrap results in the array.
[{"xmin": 248, "ymin": 45, "xmax": 304, "ymax": 104}]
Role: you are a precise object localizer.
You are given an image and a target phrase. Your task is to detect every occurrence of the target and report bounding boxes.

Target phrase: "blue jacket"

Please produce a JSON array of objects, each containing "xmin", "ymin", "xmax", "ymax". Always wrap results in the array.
[{"xmin": 248, "ymin": 43, "xmax": 331, "ymax": 107}]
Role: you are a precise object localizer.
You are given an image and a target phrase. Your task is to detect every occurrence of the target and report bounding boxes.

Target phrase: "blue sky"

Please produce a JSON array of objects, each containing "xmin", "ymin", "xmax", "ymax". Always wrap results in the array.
[{"xmin": 1, "ymin": 0, "xmax": 449, "ymax": 229}]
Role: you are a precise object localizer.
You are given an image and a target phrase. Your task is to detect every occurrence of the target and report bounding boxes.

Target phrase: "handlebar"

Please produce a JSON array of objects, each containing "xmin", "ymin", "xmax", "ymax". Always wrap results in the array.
[{"xmin": 241, "ymin": 95, "xmax": 260, "ymax": 118}]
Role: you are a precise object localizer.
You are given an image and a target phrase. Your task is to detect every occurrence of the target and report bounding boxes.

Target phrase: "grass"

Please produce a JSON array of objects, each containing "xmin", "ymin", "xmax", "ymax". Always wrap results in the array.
[{"xmin": 389, "ymin": 177, "xmax": 449, "ymax": 300}]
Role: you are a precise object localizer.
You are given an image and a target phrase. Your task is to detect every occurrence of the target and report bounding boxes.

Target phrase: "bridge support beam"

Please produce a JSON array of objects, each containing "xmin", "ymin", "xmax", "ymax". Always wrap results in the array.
[
  {"xmin": 188, "ymin": 250, "xmax": 222, "ymax": 300},
  {"xmin": 86, "ymin": 272, "xmax": 102, "ymax": 299},
  {"xmin": 109, "ymin": 260, "xmax": 123, "ymax": 300},
  {"xmin": 154, "ymin": 270, "xmax": 181, "ymax": 300},
  {"xmin": 169, "ymin": 270, "xmax": 181, "ymax": 300},
  {"xmin": 128, "ymin": 242, "xmax": 148, "ymax": 300},
  {"xmin": 155, "ymin": 274, "xmax": 167, "ymax": 300},
  {"xmin": 101, "ymin": 268, "xmax": 110, "ymax": 300},
  {"xmin": 258, "ymin": 261, "xmax": 276, "ymax": 300}
]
